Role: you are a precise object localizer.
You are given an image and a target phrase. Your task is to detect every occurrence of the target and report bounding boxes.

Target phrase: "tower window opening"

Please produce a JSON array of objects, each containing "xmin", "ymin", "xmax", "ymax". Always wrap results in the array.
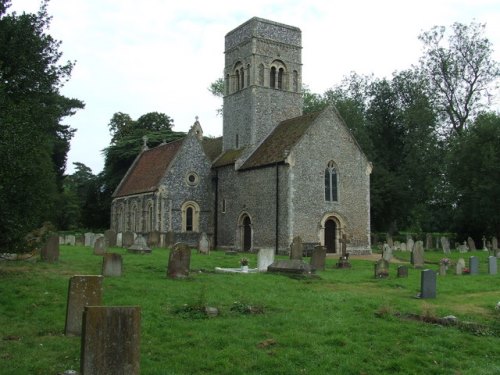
[
  {"xmin": 270, "ymin": 67, "xmax": 276, "ymax": 88},
  {"xmin": 278, "ymin": 68, "xmax": 284, "ymax": 89}
]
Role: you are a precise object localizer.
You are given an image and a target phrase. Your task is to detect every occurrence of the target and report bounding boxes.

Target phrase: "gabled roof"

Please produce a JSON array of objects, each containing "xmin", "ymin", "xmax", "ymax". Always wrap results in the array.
[
  {"xmin": 212, "ymin": 148, "xmax": 246, "ymax": 168},
  {"xmin": 239, "ymin": 111, "xmax": 322, "ymax": 170},
  {"xmin": 113, "ymin": 139, "xmax": 184, "ymax": 198},
  {"xmin": 202, "ymin": 137, "xmax": 223, "ymax": 161}
]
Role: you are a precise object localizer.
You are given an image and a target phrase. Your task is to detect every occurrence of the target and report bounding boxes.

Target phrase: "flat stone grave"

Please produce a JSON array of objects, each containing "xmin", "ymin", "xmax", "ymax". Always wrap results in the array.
[
  {"xmin": 93, "ymin": 237, "xmax": 107, "ymax": 255},
  {"xmin": 198, "ymin": 232, "xmax": 210, "ymax": 255},
  {"xmin": 41, "ymin": 234, "xmax": 59, "ymax": 262},
  {"xmin": 488, "ymin": 256, "xmax": 497, "ymax": 275},
  {"xmin": 418, "ymin": 269, "xmax": 436, "ymax": 298},
  {"xmin": 310, "ymin": 245, "xmax": 326, "ymax": 271},
  {"xmin": 167, "ymin": 242, "xmax": 191, "ymax": 278},
  {"xmin": 65, "ymin": 275, "xmax": 103, "ymax": 336},
  {"xmin": 397, "ymin": 265, "xmax": 408, "ymax": 278},
  {"xmin": 128, "ymin": 234, "xmax": 151, "ymax": 254},
  {"xmin": 80, "ymin": 306, "xmax": 140, "ymax": 375},
  {"xmin": 267, "ymin": 259, "xmax": 314, "ymax": 275},
  {"xmin": 374, "ymin": 258, "xmax": 389, "ymax": 278},
  {"xmin": 290, "ymin": 236, "xmax": 303, "ymax": 260},
  {"xmin": 102, "ymin": 253, "xmax": 123, "ymax": 277},
  {"xmin": 257, "ymin": 248, "xmax": 275, "ymax": 271},
  {"xmin": 469, "ymin": 256, "xmax": 479, "ymax": 275}
]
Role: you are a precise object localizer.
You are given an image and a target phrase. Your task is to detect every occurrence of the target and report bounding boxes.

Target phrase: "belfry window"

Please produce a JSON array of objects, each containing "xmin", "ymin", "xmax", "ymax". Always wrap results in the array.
[
  {"xmin": 278, "ymin": 68, "xmax": 284, "ymax": 89},
  {"xmin": 240, "ymin": 69, "xmax": 245, "ymax": 89},
  {"xmin": 236, "ymin": 70, "xmax": 240, "ymax": 91},
  {"xmin": 270, "ymin": 67, "xmax": 276, "ymax": 88},
  {"xmin": 325, "ymin": 161, "xmax": 338, "ymax": 202}
]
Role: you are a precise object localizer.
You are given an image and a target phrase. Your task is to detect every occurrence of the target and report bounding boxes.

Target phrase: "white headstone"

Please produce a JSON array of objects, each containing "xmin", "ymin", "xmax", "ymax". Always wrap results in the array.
[
  {"xmin": 257, "ymin": 248, "xmax": 275, "ymax": 271},
  {"xmin": 198, "ymin": 232, "xmax": 210, "ymax": 255}
]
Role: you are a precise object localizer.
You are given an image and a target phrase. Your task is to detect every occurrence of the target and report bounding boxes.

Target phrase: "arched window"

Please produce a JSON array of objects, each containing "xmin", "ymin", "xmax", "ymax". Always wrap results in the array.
[
  {"xmin": 258, "ymin": 64, "xmax": 264, "ymax": 85},
  {"xmin": 117, "ymin": 205, "xmax": 124, "ymax": 232},
  {"xmin": 146, "ymin": 202, "xmax": 154, "ymax": 232},
  {"xmin": 270, "ymin": 67, "xmax": 276, "ymax": 88},
  {"xmin": 181, "ymin": 201, "xmax": 200, "ymax": 232},
  {"xmin": 236, "ymin": 70, "xmax": 240, "ymax": 91},
  {"xmin": 240, "ymin": 69, "xmax": 245, "ymax": 89},
  {"xmin": 278, "ymin": 68, "xmax": 284, "ymax": 89},
  {"xmin": 325, "ymin": 161, "xmax": 338, "ymax": 202},
  {"xmin": 247, "ymin": 64, "xmax": 251, "ymax": 86}
]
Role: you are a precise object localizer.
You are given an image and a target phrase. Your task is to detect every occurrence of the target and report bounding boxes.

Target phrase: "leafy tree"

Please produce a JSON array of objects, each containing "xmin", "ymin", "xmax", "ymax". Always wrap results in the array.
[
  {"xmin": 208, "ymin": 78, "xmax": 224, "ymax": 116},
  {"xmin": 0, "ymin": 0, "xmax": 84, "ymax": 251},
  {"xmin": 419, "ymin": 21, "xmax": 500, "ymax": 134}
]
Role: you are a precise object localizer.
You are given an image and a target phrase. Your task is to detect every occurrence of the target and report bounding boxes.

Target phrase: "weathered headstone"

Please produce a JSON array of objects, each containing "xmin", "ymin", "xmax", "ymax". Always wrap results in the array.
[
  {"xmin": 198, "ymin": 232, "xmax": 210, "ymax": 255},
  {"xmin": 65, "ymin": 275, "xmax": 103, "ymax": 336},
  {"xmin": 456, "ymin": 258, "xmax": 466, "ymax": 275},
  {"xmin": 80, "ymin": 306, "xmax": 140, "ymax": 375},
  {"xmin": 386, "ymin": 234, "xmax": 394, "ymax": 249},
  {"xmin": 469, "ymin": 256, "xmax": 479, "ymax": 275},
  {"xmin": 419, "ymin": 269, "xmax": 436, "ymax": 298},
  {"xmin": 290, "ymin": 236, "xmax": 303, "ymax": 260},
  {"xmin": 102, "ymin": 253, "xmax": 123, "ymax": 277},
  {"xmin": 412, "ymin": 241, "xmax": 425, "ymax": 268},
  {"xmin": 400, "ymin": 242, "xmax": 407, "ymax": 252},
  {"xmin": 41, "ymin": 235, "xmax": 59, "ymax": 262},
  {"xmin": 439, "ymin": 263, "xmax": 447, "ymax": 276},
  {"xmin": 92, "ymin": 234, "xmax": 103, "ymax": 248},
  {"xmin": 59, "ymin": 236, "xmax": 65, "ymax": 245},
  {"xmin": 467, "ymin": 236, "xmax": 476, "ymax": 251},
  {"xmin": 148, "ymin": 230, "xmax": 161, "ymax": 247},
  {"xmin": 397, "ymin": 265, "xmax": 408, "ymax": 278},
  {"xmin": 492, "ymin": 236, "xmax": 498, "ymax": 252},
  {"xmin": 457, "ymin": 241, "xmax": 468, "ymax": 253},
  {"xmin": 425, "ymin": 233, "xmax": 433, "ymax": 250},
  {"xmin": 488, "ymin": 256, "xmax": 497, "ymax": 275},
  {"xmin": 407, "ymin": 238, "xmax": 415, "ymax": 253},
  {"xmin": 65, "ymin": 235, "xmax": 76, "ymax": 246},
  {"xmin": 374, "ymin": 258, "xmax": 389, "ymax": 278},
  {"xmin": 440, "ymin": 237, "xmax": 450, "ymax": 254},
  {"xmin": 104, "ymin": 229, "xmax": 117, "ymax": 247},
  {"xmin": 122, "ymin": 231, "xmax": 135, "ymax": 248},
  {"xmin": 165, "ymin": 231, "xmax": 175, "ymax": 248},
  {"xmin": 128, "ymin": 234, "xmax": 151, "ymax": 254},
  {"xmin": 310, "ymin": 245, "xmax": 326, "ymax": 271},
  {"xmin": 382, "ymin": 243, "xmax": 393, "ymax": 262},
  {"xmin": 84, "ymin": 232, "xmax": 94, "ymax": 247},
  {"xmin": 93, "ymin": 237, "xmax": 107, "ymax": 255},
  {"xmin": 393, "ymin": 241, "xmax": 401, "ymax": 251},
  {"xmin": 167, "ymin": 243, "xmax": 191, "ymax": 278},
  {"xmin": 267, "ymin": 259, "xmax": 314, "ymax": 275},
  {"xmin": 75, "ymin": 234, "xmax": 84, "ymax": 246},
  {"xmin": 257, "ymin": 248, "xmax": 275, "ymax": 271},
  {"xmin": 116, "ymin": 232, "xmax": 123, "ymax": 247}
]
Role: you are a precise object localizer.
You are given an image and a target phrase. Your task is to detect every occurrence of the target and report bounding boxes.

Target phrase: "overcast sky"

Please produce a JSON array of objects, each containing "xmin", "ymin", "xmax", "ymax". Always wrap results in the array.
[{"xmin": 9, "ymin": 0, "xmax": 500, "ymax": 174}]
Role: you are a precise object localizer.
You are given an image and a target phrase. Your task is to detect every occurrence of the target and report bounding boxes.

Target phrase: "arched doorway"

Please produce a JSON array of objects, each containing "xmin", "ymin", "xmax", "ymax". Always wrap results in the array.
[
  {"xmin": 324, "ymin": 219, "xmax": 337, "ymax": 253},
  {"xmin": 242, "ymin": 215, "xmax": 252, "ymax": 252}
]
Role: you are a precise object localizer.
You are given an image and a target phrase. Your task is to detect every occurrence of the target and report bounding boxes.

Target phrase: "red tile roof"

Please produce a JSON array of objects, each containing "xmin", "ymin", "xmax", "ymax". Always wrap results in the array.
[{"xmin": 113, "ymin": 139, "xmax": 184, "ymax": 197}]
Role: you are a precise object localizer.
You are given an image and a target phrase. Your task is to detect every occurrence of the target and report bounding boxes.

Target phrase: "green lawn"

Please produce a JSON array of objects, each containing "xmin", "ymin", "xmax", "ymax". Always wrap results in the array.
[{"xmin": 1, "ymin": 246, "xmax": 499, "ymax": 374}]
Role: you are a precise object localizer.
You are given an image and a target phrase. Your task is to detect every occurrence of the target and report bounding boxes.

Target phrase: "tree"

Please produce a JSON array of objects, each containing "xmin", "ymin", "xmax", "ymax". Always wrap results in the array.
[
  {"xmin": 0, "ymin": 0, "xmax": 84, "ymax": 251},
  {"xmin": 419, "ymin": 21, "xmax": 500, "ymax": 134},
  {"xmin": 208, "ymin": 78, "xmax": 224, "ymax": 116}
]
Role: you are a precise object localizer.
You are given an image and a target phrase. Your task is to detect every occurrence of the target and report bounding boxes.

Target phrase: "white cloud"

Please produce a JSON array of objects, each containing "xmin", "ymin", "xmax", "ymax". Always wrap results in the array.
[{"xmin": 8, "ymin": 0, "xmax": 500, "ymax": 174}]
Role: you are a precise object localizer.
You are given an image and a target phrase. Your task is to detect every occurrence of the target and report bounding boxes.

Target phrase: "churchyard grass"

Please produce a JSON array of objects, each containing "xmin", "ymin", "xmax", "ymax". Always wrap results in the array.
[{"xmin": 1, "ymin": 246, "xmax": 499, "ymax": 374}]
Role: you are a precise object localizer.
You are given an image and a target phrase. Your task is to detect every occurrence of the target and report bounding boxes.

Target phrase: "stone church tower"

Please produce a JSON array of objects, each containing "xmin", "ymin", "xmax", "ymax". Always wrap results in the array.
[{"xmin": 222, "ymin": 18, "xmax": 303, "ymax": 151}]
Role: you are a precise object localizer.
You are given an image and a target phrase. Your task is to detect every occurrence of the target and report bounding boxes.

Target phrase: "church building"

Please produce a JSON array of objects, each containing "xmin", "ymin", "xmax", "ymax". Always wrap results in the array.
[{"xmin": 110, "ymin": 17, "xmax": 372, "ymax": 255}]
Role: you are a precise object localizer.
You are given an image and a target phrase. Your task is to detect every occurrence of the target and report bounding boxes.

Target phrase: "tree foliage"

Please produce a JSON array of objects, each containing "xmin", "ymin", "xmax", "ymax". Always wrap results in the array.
[
  {"xmin": 0, "ymin": 0, "xmax": 84, "ymax": 251},
  {"xmin": 419, "ymin": 21, "xmax": 500, "ymax": 134}
]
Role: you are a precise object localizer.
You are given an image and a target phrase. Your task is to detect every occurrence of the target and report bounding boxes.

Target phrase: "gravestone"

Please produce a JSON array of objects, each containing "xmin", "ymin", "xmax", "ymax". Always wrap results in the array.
[
  {"xmin": 116, "ymin": 232, "xmax": 123, "ymax": 247},
  {"xmin": 412, "ymin": 241, "xmax": 425, "ymax": 268},
  {"xmin": 59, "ymin": 236, "xmax": 65, "ymax": 245},
  {"xmin": 92, "ymin": 234, "xmax": 104, "ymax": 248},
  {"xmin": 167, "ymin": 243, "xmax": 191, "ymax": 278},
  {"xmin": 310, "ymin": 245, "xmax": 326, "ymax": 271},
  {"xmin": 128, "ymin": 234, "xmax": 151, "ymax": 254},
  {"xmin": 104, "ymin": 229, "xmax": 117, "ymax": 247},
  {"xmin": 198, "ymin": 232, "xmax": 210, "ymax": 255},
  {"xmin": 456, "ymin": 258, "xmax": 466, "ymax": 275},
  {"xmin": 439, "ymin": 263, "xmax": 447, "ymax": 276},
  {"xmin": 65, "ymin": 235, "xmax": 76, "ymax": 246},
  {"xmin": 102, "ymin": 253, "xmax": 123, "ymax": 277},
  {"xmin": 336, "ymin": 234, "xmax": 351, "ymax": 268},
  {"xmin": 469, "ymin": 256, "xmax": 479, "ymax": 275},
  {"xmin": 397, "ymin": 265, "xmax": 408, "ymax": 278},
  {"xmin": 41, "ymin": 235, "xmax": 59, "ymax": 262},
  {"xmin": 65, "ymin": 275, "xmax": 103, "ymax": 336},
  {"xmin": 165, "ymin": 231, "xmax": 175, "ymax": 248},
  {"xmin": 75, "ymin": 235, "xmax": 84, "ymax": 246},
  {"xmin": 93, "ymin": 237, "xmax": 107, "ymax": 255},
  {"xmin": 257, "ymin": 248, "xmax": 275, "ymax": 271},
  {"xmin": 400, "ymin": 242, "xmax": 407, "ymax": 252},
  {"xmin": 290, "ymin": 236, "xmax": 303, "ymax": 260},
  {"xmin": 374, "ymin": 258, "xmax": 389, "ymax": 278},
  {"xmin": 382, "ymin": 243, "xmax": 392, "ymax": 262},
  {"xmin": 440, "ymin": 237, "xmax": 450, "ymax": 254},
  {"xmin": 467, "ymin": 237, "xmax": 476, "ymax": 251},
  {"xmin": 482, "ymin": 235, "xmax": 488, "ymax": 251},
  {"xmin": 407, "ymin": 238, "xmax": 415, "ymax": 252},
  {"xmin": 488, "ymin": 256, "xmax": 497, "ymax": 275},
  {"xmin": 492, "ymin": 236, "xmax": 498, "ymax": 252},
  {"xmin": 148, "ymin": 230, "xmax": 161, "ymax": 247},
  {"xmin": 84, "ymin": 232, "xmax": 94, "ymax": 247},
  {"xmin": 419, "ymin": 269, "xmax": 436, "ymax": 298},
  {"xmin": 267, "ymin": 259, "xmax": 314, "ymax": 275},
  {"xmin": 386, "ymin": 234, "xmax": 393, "ymax": 249},
  {"xmin": 457, "ymin": 241, "xmax": 468, "ymax": 253},
  {"xmin": 393, "ymin": 241, "xmax": 401, "ymax": 251},
  {"xmin": 425, "ymin": 233, "xmax": 433, "ymax": 250},
  {"xmin": 122, "ymin": 231, "xmax": 135, "ymax": 248},
  {"xmin": 80, "ymin": 306, "xmax": 140, "ymax": 375}
]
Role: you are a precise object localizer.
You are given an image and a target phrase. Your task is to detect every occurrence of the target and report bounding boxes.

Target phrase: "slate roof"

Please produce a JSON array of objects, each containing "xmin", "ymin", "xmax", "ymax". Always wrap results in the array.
[
  {"xmin": 201, "ymin": 137, "xmax": 223, "ymax": 161},
  {"xmin": 239, "ymin": 111, "xmax": 321, "ymax": 170},
  {"xmin": 113, "ymin": 139, "xmax": 184, "ymax": 198},
  {"xmin": 212, "ymin": 148, "xmax": 246, "ymax": 168}
]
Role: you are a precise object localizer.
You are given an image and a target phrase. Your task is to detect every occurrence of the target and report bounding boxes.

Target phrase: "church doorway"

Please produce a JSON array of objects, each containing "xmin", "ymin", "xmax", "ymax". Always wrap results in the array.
[
  {"xmin": 242, "ymin": 215, "xmax": 252, "ymax": 252},
  {"xmin": 324, "ymin": 219, "xmax": 337, "ymax": 253}
]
